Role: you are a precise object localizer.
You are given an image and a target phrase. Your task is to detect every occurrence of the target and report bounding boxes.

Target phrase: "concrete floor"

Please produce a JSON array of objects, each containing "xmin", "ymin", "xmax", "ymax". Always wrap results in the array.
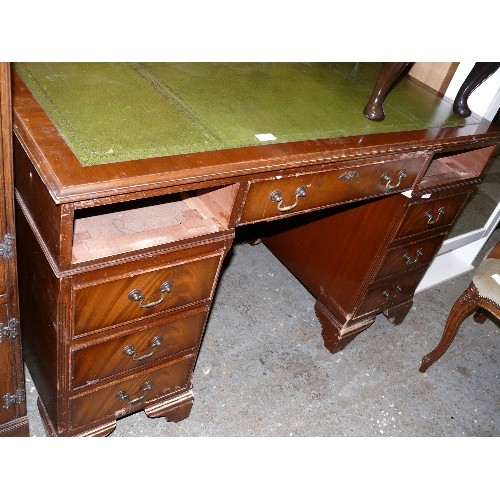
[{"xmin": 24, "ymin": 228, "xmax": 500, "ymax": 438}]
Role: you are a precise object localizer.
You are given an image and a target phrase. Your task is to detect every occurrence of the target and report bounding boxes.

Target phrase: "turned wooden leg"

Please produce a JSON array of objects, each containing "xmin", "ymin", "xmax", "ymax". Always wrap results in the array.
[
  {"xmin": 419, "ymin": 283, "xmax": 480, "ymax": 373},
  {"xmin": 453, "ymin": 62, "xmax": 500, "ymax": 117},
  {"xmin": 384, "ymin": 300, "xmax": 413, "ymax": 325},
  {"xmin": 363, "ymin": 62, "xmax": 411, "ymax": 121}
]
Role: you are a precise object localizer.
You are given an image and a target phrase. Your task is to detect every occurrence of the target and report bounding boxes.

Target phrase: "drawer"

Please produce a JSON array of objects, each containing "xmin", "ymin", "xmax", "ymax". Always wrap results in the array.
[
  {"xmin": 239, "ymin": 156, "xmax": 425, "ymax": 223},
  {"xmin": 356, "ymin": 268, "xmax": 426, "ymax": 317},
  {"xmin": 70, "ymin": 308, "xmax": 208, "ymax": 389},
  {"xmin": 73, "ymin": 253, "xmax": 222, "ymax": 336},
  {"xmin": 395, "ymin": 191, "xmax": 470, "ymax": 239},
  {"xmin": 69, "ymin": 354, "xmax": 195, "ymax": 430},
  {"xmin": 374, "ymin": 233, "xmax": 446, "ymax": 281}
]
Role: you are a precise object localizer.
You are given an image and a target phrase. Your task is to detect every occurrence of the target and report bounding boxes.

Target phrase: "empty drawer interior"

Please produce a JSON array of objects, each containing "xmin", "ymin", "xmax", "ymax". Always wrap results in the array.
[{"xmin": 72, "ymin": 184, "xmax": 239, "ymax": 262}]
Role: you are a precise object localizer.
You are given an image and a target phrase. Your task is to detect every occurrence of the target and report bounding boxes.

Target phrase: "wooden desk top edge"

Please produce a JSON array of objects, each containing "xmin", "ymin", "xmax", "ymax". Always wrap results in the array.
[{"xmin": 12, "ymin": 71, "xmax": 500, "ymax": 205}]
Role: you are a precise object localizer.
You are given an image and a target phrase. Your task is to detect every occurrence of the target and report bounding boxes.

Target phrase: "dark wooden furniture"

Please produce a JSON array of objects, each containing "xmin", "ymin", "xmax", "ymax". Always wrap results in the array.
[
  {"xmin": 364, "ymin": 62, "xmax": 500, "ymax": 121},
  {"xmin": 453, "ymin": 63, "xmax": 500, "ymax": 117},
  {"xmin": 363, "ymin": 62, "xmax": 410, "ymax": 121},
  {"xmin": 261, "ymin": 147, "xmax": 497, "ymax": 352},
  {"xmin": 420, "ymin": 241, "xmax": 500, "ymax": 372},
  {"xmin": 11, "ymin": 64, "xmax": 500, "ymax": 436},
  {"xmin": 0, "ymin": 63, "xmax": 29, "ymax": 437}
]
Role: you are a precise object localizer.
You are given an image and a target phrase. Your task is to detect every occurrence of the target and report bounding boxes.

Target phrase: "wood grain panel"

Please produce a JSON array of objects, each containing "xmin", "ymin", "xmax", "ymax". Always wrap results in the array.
[
  {"xmin": 240, "ymin": 156, "xmax": 425, "ymax": 223},
  {"xmin": 71, "ymin": 308, "xmax": 208, "ymax": 388},
  {"xmin": 395, "ymin": 191, "xmax": 470, "ymax": 239},
  {"xmin": 0, "ymin": 62, "xmax": 29, "ymax": 436},
  {"xmin": 408, "ymin": 63, "xmax": 459, "ymax": 96},
  {"xmin": 374, "ymin": 233, "xmax": 447, "ymax": 281},
  {"xmin": 356, "ymin": 268, "xmax": 427, "ymax": 316},
  {"xmin": 262, "ymin": 194, "xmax": 407, "ymax": 315},
  {"xmin": 69, "ymin": 354, "xmax": 194, "ymax": 429},
  {"xmin": 73, "ymin": 253, "xmax": 222, "ymax": 335}
]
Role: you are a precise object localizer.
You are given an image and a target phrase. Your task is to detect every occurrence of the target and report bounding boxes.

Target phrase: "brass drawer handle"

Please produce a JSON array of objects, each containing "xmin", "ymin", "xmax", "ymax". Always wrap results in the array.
[
  {"xmin": 269, "ymin": 185, "xmax": 308, "ymax": 212},
  {"xmin": 128, "ymin": 281, "xmax": 172, "ymax": 308},
  {"xmin": 123, "ymin": 335, "xmax": 163, "ymax": 362},
  {"xmin": 382, "ymin": 285, "xmax": 402, "ymax": 301},
  {"xmin": 381, "ymin": 169, "xmax": 407, "ymax": 190},
  {"xmin": 339, "ymin": 170, "xmax": 359, "ymax": 181},
  {"xmin": 403, "ymin": 248, "xmax": 423, "ymax": 266},
  {"xmin": 116, "ymin": 381, "xmax": 152, "ymax": 406},
  {"xmin": 424, "ymin": 206, "xmax": 445, "ymax": 225}
]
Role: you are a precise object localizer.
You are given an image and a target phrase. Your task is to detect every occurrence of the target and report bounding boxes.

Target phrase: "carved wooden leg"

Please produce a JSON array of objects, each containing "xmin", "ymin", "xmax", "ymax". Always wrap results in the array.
[
  {"xmin": 384, "ymin": 300, "xmax": 413, "ymax": 325},
  {"xmin": 453, "ymin": 62, "xmax": 500, "ymax": 117},
  {"xmin": 315, "ymin": 300, "xmax": 375, "ymax": 353},
  {"xmin": 419, "ymin": 283, "xmax": 480, "ymax": 373},
  {"xmin": 363, "ymin": 62, "xmax": 410, "ymax": 121}
]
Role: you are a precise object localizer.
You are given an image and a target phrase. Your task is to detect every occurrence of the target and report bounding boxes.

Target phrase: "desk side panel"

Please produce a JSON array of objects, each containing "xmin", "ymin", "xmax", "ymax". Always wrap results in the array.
[
  {"xmin": 16, "ymin": 202, "xmax": 60, "ymax": 427},
  {"xmin": 14, "ymin": 136, "xmax": 64, "ymax": 267},
  {"xmin": 262, "ymin": 194, "xmax": 406, "ymax": 316}
]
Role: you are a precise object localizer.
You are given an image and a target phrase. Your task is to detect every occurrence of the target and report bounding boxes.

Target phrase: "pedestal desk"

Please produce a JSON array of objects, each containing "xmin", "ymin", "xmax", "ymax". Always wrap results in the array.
[{"xmin": 11, "ymin": 63, "xmax": 500, "ymax": 436}]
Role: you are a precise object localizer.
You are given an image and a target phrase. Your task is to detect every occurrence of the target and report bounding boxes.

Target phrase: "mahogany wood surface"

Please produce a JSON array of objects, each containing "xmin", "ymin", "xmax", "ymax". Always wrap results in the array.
[
  {"xmin": 394, "ymin": 191, "xmax": 471, "ymax": 239},
  {"xmin": 15, "ymin": 204, "xmax": 60, "ymax": 426},
  {"xmin": 384, "ymin": 300, "xmax": 414, "ymax": 326},
  {"xmin": 71, "ymin": 307, "xmax": 208, "ymax": 389},
  {"xmin": 263, "ymin": 180, "xmax": 481, "ymax": 353},
  {"xmin": 11, "ymin": 64, "xmax": 500, "ymax": 436},
  {"xmin": 69, "ymin": 354, "xmax": 195, "ymax": 432},
  {"xmin": 0, "ymin": 63, "xmax": 28, "ymax": 437},
  {"xmin": 375, "ymin": 233, "xmax": 446, "ymax": 281},
  {"xmin": 262, "ymin": 195, "xmax": 407, "ymax": 315},
  {"xmin": 72, "ymin": 251, "xmax": 223, "ymax": 335},
  {"xmin": 239, "ymin": 156, "xmax": 425, "ymax": 224}
]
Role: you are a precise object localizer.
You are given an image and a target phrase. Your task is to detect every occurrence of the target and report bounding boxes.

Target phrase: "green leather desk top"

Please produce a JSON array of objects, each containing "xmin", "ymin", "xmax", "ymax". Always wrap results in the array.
[{"xmin": 14, "ymin": 62, "xmax": 478, "ymax": 167}]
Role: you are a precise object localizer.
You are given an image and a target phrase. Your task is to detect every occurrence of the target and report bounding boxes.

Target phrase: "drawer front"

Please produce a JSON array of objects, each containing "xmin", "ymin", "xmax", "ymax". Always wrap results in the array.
[
  {"xmin": 240, "ymin": 157, "xmax": 425, "ymax": 223},
  {"xmin": 69, "ymin": 354, "xmax": 195, "ymax": 430},
  {"xmin": 374, "ymin": 233, "xmax": 446, "ymax": 281},
  {"xmin": 356, "ymin": 268, "xmax": 426, "ymax": 317},
  {"xmin": 71, "ymin": 308, "xmax": 208, "ymax": 389},
  {"xmin": 395, "ymin": 192, "xmax": 469, "ymax": 239},
  {"xmin": 73, "ymin": 253, "xmax": 222, "ymax": 336}
]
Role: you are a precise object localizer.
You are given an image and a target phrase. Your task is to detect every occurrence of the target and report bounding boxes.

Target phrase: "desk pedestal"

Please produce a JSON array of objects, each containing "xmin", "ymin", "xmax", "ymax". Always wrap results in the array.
[{"xmin": 263, "ymin": 182, "xmax": 477, "ymax": 352}]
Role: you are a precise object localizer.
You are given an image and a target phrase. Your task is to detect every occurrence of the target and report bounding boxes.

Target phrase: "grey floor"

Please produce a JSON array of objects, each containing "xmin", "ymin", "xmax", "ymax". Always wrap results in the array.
[{"xmin": 24, "ymin": 228, "xmax": 500, "ymax": 438}]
